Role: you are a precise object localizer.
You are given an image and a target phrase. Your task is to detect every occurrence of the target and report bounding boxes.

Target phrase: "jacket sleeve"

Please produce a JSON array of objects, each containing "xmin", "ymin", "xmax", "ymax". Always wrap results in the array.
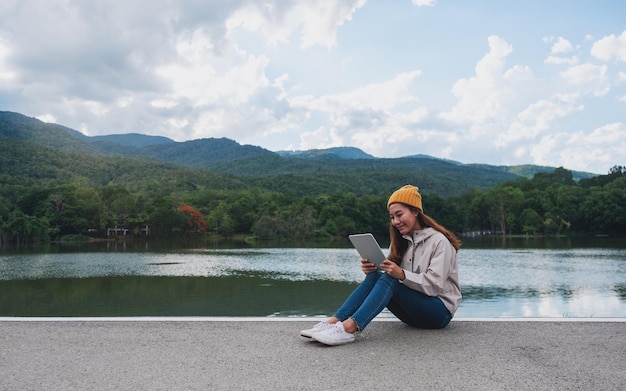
[{"xmin": 400, "ymin": 236, "xmax": 454, "ymax": 296}]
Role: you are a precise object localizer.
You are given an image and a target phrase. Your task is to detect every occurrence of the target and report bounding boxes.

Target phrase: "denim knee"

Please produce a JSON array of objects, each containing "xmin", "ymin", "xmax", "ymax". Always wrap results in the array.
[{"xmin": 379, "ymin": 271, "xmax": 400, "ymax": 288}]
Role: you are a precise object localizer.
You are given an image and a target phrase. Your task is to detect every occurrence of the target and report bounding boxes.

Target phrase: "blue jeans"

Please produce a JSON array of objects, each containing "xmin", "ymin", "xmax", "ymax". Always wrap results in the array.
[{"xmin": 334, "ymin": 271, "xmax": 452, "ymax": 330}]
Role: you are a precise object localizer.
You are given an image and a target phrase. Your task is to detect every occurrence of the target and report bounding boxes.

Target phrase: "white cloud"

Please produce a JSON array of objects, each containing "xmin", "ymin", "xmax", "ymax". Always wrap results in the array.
[
  {"xmin": 523, "ymin": 122, "xmax": 626, "ymax": 173},
  {"xmin": 153, "ymin": 26, "xmax": 271, "ymax": 108},
  {"xmin": 591, "ymin": 30, "xmax": 626, "ymax": 62},
  {"xmin": 441, "ymin": 36, "xmax": 513, "ymax": 125},
  {"xmin": 299, "ymin": 126, "xmax": 343, "ymax": 150},
  {"xmin": 0, "ymin": 0, "xmax": 360, "ymax": 143},
  {"xmin": 440, "ymin": 36, "xmax": 533, "ymax": 135},
  {"xmin": 307, "ymin": 70, "xmax": 421, "ymax": 112},
  {"xmin": 297, "ymin": 105, "xmax": 446, "ymax": 158},
  {"xmin": 294, "ymin": 71, "xmax": 423, "ymax": 155},
  {"xmin": 351, "ymin": 107, "xmax": 431, "ymax": 156},
  {"xmin": 0, "ymin": 38, "xmax": 16, "ymax": 82},
  {"xmin": 496, "ymin": 96, "xmax": 584, "ymax": 148},
  {"xmin": 586, "ymin": 122, "xmax": 626, "ymax": 144},
  {"xmin": 560, "ymin": 63, "xmax": 609, "ymax": 96},
  {"xmin": 412, "ymin": 0, "xmax": 437, "ymax": 6},
  {"xmin": 560, "ymin": 123, "xmax": 626, "ymax": 172},
  {"xmin": 226, "ymin": 0, "xmax": 366, "ymax": 48},
  {"xmin": 551, "ymin": 37, "xmax": 574, "ymax": 54},
  {"xmin": 35, "ymin": 113, "xmax": 57, "ymax": 123},
  {"xmin": 545, "ymin": 55, "xmax": 579, "ymax": 65},
  {"xmin": 440, "ymin": 33, "xmax": 621, "ymax": 172},
  {"xmin": 543, "ymin": 36, "xmax": 579, "ymax": 66}
]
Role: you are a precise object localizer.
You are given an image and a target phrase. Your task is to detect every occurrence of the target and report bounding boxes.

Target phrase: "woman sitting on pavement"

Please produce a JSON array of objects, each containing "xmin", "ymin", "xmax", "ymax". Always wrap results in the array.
[{"xmin": 301, "ymin": 184, "xmax": 462, "ymax": 346}]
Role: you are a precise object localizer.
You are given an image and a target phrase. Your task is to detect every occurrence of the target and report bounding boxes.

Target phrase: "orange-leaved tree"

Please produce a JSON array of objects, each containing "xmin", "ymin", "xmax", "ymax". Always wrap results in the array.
[{"xmin": 178, "ymin": 205, "xmax": 208, "ymax": 233}]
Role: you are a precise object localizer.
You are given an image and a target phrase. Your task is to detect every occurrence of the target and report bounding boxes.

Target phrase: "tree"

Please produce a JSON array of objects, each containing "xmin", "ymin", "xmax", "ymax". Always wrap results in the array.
[
  {"xmin": 4, "ymin": 210, "xmax": 49, "ymax": 244},
  {"xmin": 252, "ymin": 214, "xmax": 280, "ymax": 239},
  {"xmin": 148, "ymin": 197, "xmax": 188, "ymax": 235},
  {"xmin": 580, "ymin": 177, "xmax": 626, "ymax": 233},
  {"xmin": 226, "ymin": 193, "xmax": 258, "ymax": 234},
  {"xmin": 208, "ymin": 201, "xmax": 235, "ymax": 236},
  {"xmin": 178, "ymin": 205, "xmax": 208, "ymax": 233},
  {"xmin": 520, "ymin": 208, "xmax": 543, "ymax": 235},
  {"xmin": 468, "ymin": 190, "xmax": 492, "ymax": 234},
  {"xmin": 484, "ymin": 186, "xmax": 524, "ymax": 235}
]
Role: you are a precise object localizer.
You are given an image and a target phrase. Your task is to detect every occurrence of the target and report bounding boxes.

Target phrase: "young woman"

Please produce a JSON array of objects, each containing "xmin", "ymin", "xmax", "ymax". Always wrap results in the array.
[{"xmin": 301, "ymin": 185, "xmax": 462, "ymax": 346}]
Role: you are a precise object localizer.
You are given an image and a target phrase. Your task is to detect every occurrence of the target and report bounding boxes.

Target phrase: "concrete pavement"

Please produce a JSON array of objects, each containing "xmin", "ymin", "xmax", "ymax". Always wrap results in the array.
[{"xmin": 1, "ymin": 318, "xmax": 625, "ymax": 390}]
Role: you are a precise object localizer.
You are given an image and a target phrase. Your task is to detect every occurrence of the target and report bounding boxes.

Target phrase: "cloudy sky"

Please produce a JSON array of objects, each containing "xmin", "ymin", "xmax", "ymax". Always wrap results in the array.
[{"xmin": 1, "ymin": 0, "xmax": 625, "ymax": 174}]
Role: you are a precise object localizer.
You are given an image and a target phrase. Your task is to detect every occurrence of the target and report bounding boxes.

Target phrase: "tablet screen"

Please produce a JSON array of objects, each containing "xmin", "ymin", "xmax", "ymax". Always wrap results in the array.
[{"xmin": 348, "ymin": 233, "xmax": 386, "ymax": 267}]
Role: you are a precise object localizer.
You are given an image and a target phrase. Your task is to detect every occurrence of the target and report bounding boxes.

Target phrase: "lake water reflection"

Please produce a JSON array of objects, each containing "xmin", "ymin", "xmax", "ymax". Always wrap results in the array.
[{"xmin": 1, "ymin": 238, "xmax": 625, "ymax": 318}]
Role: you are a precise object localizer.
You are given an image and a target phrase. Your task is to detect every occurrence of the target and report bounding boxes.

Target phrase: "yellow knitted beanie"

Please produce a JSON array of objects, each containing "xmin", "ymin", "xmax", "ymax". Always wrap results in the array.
[{"xmin": 387, "ymin": 185, "xmax": 423, "ymax": 211}]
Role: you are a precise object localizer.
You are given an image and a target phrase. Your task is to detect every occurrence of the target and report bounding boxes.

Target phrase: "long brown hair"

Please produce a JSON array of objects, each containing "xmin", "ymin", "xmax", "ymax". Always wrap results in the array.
[{"xmin": 387, "ymin": 204, "xmax": 461, "ymax": 263}]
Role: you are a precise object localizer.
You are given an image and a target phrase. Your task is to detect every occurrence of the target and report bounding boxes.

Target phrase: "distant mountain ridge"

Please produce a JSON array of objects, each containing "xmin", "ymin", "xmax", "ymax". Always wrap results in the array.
[
  {"xmin": 91, "ymin": 133, "xmax": 175, "ymax": 148},
  {"xmin": 0, "ymin": 111, "xmax": 100, "ymax": 155},
  {"xmin": 0, "ymin": 111, "xmax": 598, "ymax": 197},
  {"xmin": 277, "ymin": 147, "xmax": 375, "ymax": 160},
  {"xmin": 139, "ymin": 138, "xmax": 275, "ymax": 168}
]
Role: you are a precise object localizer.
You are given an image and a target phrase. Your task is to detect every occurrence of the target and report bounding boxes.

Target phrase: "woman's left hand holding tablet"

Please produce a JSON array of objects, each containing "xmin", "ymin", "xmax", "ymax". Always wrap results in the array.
[{"xmin": 360, "ymin": 258, "xmax": 377, "ymax": 275}]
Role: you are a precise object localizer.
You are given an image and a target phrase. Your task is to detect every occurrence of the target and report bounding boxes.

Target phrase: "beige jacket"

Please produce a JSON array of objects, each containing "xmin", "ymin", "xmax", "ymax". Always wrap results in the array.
[{"xmin": 397, "ymin": 227, "xmax": 462, "ymax": 315}]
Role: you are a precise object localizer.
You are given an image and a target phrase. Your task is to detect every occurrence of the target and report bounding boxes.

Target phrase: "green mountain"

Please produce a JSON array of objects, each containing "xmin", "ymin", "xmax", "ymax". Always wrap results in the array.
[
  {"xmin": 138, "ymin": 138, "xmax": 275, "ymax": 169},
  {"xmin": 277, "ymin": 147, "xmax": 375, "ymax": 160},
  {"xmin": 0, "ymin": 111, "xmax": 99, "ymax": 155},
  {"xmin": 0, "ymin": 111, "xmax": 598, "ymax": 198},
  {"xmin": 91, "ymin": 133, "xmax": 174, "ymax": 148}
]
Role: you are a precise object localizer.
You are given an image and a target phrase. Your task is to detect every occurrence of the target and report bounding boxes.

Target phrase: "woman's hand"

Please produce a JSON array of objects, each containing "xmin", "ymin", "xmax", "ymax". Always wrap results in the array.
[
  {"xmin": 380, "ymin": 259, "xmax": 406, "ymax": 281},
  {"xmin": 360, "ymin": 258, "xmax": 378, "ymax": 275}
]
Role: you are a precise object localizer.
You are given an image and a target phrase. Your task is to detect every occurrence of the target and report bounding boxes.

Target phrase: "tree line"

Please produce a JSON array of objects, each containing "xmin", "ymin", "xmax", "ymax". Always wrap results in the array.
[{"xmin": 1, "ymin": 166, "xmax": 624, "ymax": 245}]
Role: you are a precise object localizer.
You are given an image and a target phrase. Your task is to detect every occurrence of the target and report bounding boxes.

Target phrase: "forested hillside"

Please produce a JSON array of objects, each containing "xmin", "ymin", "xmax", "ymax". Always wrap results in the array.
[
  {"xmin": 0, "ymin": 111, "xmax": 596, "ymax": 185},
  {"xmin": 0, "ymin": 111, "xmax": 529, "ymax": 197},
  {"xmin": 1, "ymin": 111, "xmax": 624, "ymax": 245}
]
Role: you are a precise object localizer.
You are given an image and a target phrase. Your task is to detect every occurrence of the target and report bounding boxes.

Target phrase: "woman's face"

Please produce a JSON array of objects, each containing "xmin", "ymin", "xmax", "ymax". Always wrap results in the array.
[{"xmin": 389, "ymin": 203, "xmax": 419, "ymax": 235}]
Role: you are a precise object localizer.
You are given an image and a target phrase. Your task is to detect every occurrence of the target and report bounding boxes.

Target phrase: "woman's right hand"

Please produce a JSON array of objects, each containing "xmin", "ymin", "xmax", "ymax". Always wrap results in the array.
[{"xmin": 360, "ymin": 258, "xmax": 377, "ymax": 275}]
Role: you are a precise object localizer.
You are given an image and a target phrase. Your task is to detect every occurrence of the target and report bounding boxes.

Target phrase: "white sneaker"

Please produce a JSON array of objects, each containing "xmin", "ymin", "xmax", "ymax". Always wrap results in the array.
[
  {"xmin": 311, "ymin": 321, "xmax": 355, "ymax": 346},
  {"xmin": 300, "ymin": 320, "xmax": 333, "ymax": 338}
]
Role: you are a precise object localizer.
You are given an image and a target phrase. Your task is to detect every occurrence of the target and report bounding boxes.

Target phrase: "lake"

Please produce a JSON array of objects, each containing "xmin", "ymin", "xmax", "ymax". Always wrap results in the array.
[{"xmin": 1, "ymin": 237, "xmax": 625, "ymax": 318}]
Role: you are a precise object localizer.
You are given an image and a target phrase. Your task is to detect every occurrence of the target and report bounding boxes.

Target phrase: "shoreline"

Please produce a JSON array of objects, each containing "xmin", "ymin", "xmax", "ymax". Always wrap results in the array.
[{"xmin": 2, "ymin": 316, "xmax": 626, "ymax": 322}]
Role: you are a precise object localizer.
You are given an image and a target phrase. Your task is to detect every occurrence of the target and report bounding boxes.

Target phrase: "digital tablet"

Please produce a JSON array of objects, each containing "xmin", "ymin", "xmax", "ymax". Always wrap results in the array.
[{"xmin": 348, "ymin": 233, "xmax": 386, "ymax": 267}]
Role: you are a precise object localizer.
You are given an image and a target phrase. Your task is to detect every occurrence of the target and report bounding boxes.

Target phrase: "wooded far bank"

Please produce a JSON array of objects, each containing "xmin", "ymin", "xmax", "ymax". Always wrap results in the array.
[{"xmin": 1, "ymin": 111, "xmax": 624, "ymax": 244}]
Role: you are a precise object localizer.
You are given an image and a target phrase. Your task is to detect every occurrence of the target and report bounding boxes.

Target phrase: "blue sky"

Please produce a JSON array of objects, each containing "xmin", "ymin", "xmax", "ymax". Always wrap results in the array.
[{"xmin": 1, "ymin": 0, "xmax": 625, "ymax": 174}]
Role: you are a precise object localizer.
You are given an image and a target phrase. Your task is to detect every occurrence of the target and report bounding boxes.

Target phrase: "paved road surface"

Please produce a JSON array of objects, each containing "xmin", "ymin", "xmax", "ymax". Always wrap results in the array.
[{"xmin": 1, "ymin": 318, "xmax": 624, "ymax": 390}]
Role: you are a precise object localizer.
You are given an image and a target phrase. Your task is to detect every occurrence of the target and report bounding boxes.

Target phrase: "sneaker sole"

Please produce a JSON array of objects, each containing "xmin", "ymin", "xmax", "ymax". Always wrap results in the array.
[{"xmin": 311, "ymin": 336, "xmax": 355, "ymax": 346}]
